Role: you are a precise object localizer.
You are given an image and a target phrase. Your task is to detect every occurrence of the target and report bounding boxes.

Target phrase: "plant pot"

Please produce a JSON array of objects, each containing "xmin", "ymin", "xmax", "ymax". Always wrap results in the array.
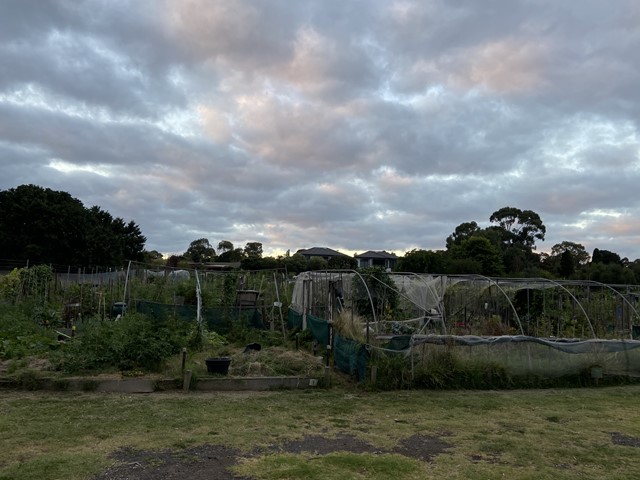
[{"xmin": 205, "ymin": 357, "xmax": 231, "ymax": 375}]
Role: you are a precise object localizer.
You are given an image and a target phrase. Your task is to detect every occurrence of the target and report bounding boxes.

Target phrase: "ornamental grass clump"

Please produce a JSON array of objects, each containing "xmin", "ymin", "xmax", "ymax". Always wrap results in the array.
[{"xmin": 333, "ymin": 309, "xmax": 368, "ymax": 343}]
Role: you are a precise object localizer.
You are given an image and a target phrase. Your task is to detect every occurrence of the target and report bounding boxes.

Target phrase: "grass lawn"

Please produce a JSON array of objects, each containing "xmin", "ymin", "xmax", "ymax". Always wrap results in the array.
[{"xmin": 1, "ymin": 385, "xmax": 639, "ymax": 479}]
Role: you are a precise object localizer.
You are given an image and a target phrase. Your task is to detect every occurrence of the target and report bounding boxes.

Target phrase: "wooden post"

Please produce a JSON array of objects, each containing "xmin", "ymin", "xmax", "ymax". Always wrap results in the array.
[{"xmin": 182, "ymin": 369, "xmax": 192, "ymax": 392}]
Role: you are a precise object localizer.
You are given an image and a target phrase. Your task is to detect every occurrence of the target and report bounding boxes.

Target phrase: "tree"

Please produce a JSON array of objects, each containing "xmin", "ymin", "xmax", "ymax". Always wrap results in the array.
[
  {"xmin": 489, "ymin": 207, "xmax": 546, "ymax": 249},
  {"xmin": 240, "ymin": 255, "xmax": 279, "ymax": 270},
  {"xmin": 166, "ymin": 255, "xmax": 183, "ymax": 268},
  {"xmin": 85, "ymin": 206, "xmax": 118, "ymax": 266},
  {"xmin": 215, "ymin": 240, "xmax": 244, "ymax": 262},
  {"xmin": 446, "ymin": 221, "xmax": 480, "ymax": 249},
  {"xmin": 0, "ymin": 184, "xmax": 87, "ymax": 265},
  {"xmin": 0, "ymin": 184, "xmax": 146, "ymax": 266},
  {"xmin": 543, "ymin": 241, "xmax": 589, "ymax": 278},
  {"xmin": 243, "ymin": 242, "xmax": 263, "ymax": 258},
  {"xmin": 144, "ymin": 250, "xmax": 164, "ymax": 264},
  {"xmin": 558, "ymin": 250, "xmax": 575, "ymax": 278},
  {"xmin": 308, "ymin": 257, "xmax": 328, "ymax": 271},
  {"xmin": 592, "ymin": 248, "xmax": 622, "ymax": 265},
  {"xmin": 217, "ymin": 240, "xmax": 234, "ymax": 253},
  {"xmin": 327, "ymin": 254, "xmax": 357, "ymax": 270},
  {"xmin": 462, "ymin": 236, "xmax": 504, "ymax": 276},
  {"xmin": 551, "ymin": 241, "xmax": 590, "ymax": 265},
  {"xmin": 185, "ymin": 238, "xmax": 216, "ymax": 263},
  {"xmin": 281, "ymin": 253, "xmax": 308, "ymax": 274},
  {"xmin": 397, "ymin": 249, "xmax": 445, "ymax": 273},
  {"xmin": 121, "ymin": 220, "xmax": 147, "ymax": 262}
]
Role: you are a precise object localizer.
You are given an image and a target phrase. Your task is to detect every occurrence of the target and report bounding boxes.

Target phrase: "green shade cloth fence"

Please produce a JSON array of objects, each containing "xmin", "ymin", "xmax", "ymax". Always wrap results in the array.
[
  {"xmin": 288, "ymin": 308, "xmax": 369, "ymax": 380},
  {"xmin": 135, "ymin": 300, "xmax": 263, "ymax": 333}
]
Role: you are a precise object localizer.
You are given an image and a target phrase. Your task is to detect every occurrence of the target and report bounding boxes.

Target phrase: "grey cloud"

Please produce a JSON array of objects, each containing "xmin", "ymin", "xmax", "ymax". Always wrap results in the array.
[{"xmin": 2, "ymin": 0, "xmax": 640, "ymax": 260}]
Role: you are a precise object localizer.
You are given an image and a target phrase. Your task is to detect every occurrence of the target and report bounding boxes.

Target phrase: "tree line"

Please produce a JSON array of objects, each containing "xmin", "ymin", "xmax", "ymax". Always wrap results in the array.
[
  {"xmin": 397, "ymin": 206, "xmax": 640, "ymax": 284},
  {"xmin": 0, "ymin": 185, "xmax": 145, "ymax": 267},
  {"xmin": 2, "ymin": 185, "xmax": 639, "ymax": 283}
]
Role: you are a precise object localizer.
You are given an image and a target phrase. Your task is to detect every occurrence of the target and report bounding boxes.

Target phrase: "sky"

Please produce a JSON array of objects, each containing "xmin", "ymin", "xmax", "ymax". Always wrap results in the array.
[{"xmin": 1, "ymin": 0, "xmax": 640, "ymax": 261}]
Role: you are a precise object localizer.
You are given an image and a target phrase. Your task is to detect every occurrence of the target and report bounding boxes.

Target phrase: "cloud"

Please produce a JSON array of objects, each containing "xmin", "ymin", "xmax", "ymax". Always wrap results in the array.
[{"xmin": 1, "ymin": 0, "xmax": 640, "ymax": 261}]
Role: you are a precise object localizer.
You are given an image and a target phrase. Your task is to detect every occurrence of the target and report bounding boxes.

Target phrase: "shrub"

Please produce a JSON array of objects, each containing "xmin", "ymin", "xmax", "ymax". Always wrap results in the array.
[
  {"xmin": 0, "ymin": 304, "xmax": 59, "ymax": 360},
  {"xmin": 54, "ymin": 313, "xmax": 185, "ymax": 373}
]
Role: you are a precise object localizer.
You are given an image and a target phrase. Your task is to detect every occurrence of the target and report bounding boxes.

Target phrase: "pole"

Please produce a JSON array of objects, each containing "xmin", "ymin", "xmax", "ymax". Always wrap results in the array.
[{"xmin": 122, "ymin": 261, "xmax": 132, "ymax": 318}]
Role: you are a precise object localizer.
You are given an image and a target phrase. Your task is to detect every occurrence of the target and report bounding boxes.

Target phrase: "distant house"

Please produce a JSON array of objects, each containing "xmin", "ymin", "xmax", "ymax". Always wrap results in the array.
[
  {"xmin": 297, "ymin": 247, "xmax": 350, "ymax": 262},
  {"xmin": 355, "ymin": 251, "xmax": 398, "ymax": 270}
]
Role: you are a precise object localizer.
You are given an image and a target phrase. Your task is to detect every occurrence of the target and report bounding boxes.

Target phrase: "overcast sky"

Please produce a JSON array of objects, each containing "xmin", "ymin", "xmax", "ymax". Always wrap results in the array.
[{"xmin": 1, "ymin": 0, "xmax": 639, "ymax": 260}]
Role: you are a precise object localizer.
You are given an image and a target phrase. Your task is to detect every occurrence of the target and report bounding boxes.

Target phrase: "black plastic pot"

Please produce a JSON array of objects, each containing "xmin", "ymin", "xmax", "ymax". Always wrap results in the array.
[{"xmin": 205, "ymin": 357, "xmax": 231, "ymax": 375}]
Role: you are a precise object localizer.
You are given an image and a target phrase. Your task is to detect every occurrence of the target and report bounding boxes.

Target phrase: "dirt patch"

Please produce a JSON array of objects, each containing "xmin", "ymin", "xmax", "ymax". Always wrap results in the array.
[
  {"xmin": 92, "ymin": 432, "xmax": 454, "ymax": 479},
  {"xmin": 393, "ymin": 434, "xmax": 453, "ymax": 462},
  {"xmin": 611, "ymin": 432, "xmax": 640, "ymax": 448},
  {"xmin": 92, "ymin": 445, "xmax": 252, "ymax": 480}
]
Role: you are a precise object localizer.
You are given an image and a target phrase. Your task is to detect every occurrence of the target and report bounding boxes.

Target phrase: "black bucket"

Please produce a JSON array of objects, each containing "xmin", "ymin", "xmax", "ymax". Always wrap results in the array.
[{"xmin": 205, "ymin": 357, "xmax": 231, "ymax": 375}]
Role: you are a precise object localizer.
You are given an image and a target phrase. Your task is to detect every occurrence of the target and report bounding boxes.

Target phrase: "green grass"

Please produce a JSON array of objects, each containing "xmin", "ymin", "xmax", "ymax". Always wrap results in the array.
[
  {"xmin": 237, "ymin": 453, "xmax": 425, "ymax": 480},
  {"xmin": 1, "ymin": 386, "xmax": 639, "ymax": 479}
]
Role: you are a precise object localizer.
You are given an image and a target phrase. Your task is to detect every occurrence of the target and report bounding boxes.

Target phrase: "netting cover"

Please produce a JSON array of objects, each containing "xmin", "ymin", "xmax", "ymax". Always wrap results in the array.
[
  {"xmin": 290, "ymin": 272, "xmax": 451, "ymax": 314},
  {"xmin": 386, "ymin": 334, "xmax": 640, "ymax": 354},
  {"xmin": 380, "ymin": 334, "xmax": 640, "ymax": 378},
  {"xmin": 334, "ymin": 333, "xmax": 369, "ymax": 381}
]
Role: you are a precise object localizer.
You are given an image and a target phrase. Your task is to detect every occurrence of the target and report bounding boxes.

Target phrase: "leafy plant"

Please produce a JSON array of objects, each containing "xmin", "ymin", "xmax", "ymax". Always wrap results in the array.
[
  {"xmin": 0, "ymin": 305, "xmax": 59, "ymax": 360},
  {"xmin": 53, "ymin": 313, "xmax": 185, "ymax": 373}
]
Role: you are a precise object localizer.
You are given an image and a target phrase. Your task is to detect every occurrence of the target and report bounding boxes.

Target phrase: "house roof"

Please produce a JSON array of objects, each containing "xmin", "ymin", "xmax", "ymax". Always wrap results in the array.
[
  {"xmin": 355, "ymin": 250, "xmax": 398, "ymax": 259},
  {"xmin": 297, "ymin": 247, "xmax": 349, "ymax": 257}
]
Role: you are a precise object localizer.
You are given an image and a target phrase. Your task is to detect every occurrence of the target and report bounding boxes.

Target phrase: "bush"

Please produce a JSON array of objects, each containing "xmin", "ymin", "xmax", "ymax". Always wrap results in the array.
[
  {"xmin": 54, "ymin": 313, "xmax": 185, "ymax": 373},
  {"xmin": 0, "ymin": 305, "xmax": 59, "ymax": 360}
]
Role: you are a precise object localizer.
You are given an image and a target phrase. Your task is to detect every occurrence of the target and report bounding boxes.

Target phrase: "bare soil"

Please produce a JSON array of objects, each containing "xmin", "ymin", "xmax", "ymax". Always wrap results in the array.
[
  {"xmin": 79, "ymin": 430, "xmax": 640, "ymax": 478},
  {"xmin": 92, "ymin": 433, "xmax": 454, "ymax": 480},
  {"xmin": 610, "ymin": 432, "xmax": 640, "ymax": 448}
]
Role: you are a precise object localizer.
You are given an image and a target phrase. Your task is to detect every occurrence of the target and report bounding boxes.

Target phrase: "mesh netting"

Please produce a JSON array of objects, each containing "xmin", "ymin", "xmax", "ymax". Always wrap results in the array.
[
  {"xmin": 290, "ymin": 271, "xmax": 640, "ymax": 382},
  {"xmin": 135, "ymin": 300, "xmax": 263, "ymax": 332}
]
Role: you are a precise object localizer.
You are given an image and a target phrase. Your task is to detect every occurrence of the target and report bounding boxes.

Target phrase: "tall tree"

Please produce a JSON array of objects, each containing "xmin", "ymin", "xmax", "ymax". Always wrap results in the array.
[
  {"xmin": 462, "ymin": 236, "xmax": 504, "ymax": 276},
  {"xmin": 558, "ymin": 250, "xmax": 575, "ymax": 278},
  {"xmin": 551, "ymin": 241, "xmax": 590, "ymax": 265},
  {"xmin": 489, "ymin": 207, "xmax": 546, "ymax": 249},
  {"xmin": 0, "ymin": 184, "xmax": 88, "ymax": 264},
  {"xmin": 446, "ymin": 221, "xmax": 480, "ymax": 249},
  {"xmin": 591, "ymin": 248, "xmax": 622, "ymax": 265},
  {"xmin": 185, "ymin": 238, "xmax": 216, "ymax": 263},
  {"xmin": 0, "ymin": 184, "xmax": 146, "ymax": 266},
  {"xmin": 217, "ymin": 240, "xmax": 244, "ymax": 262},
  {"xmin": 243, "ymin": 242, "xmax": 263, "ymax": 258},
  {"xmin": 217, "ymin": 240, "xmax": 234, "ymax": 253}
]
